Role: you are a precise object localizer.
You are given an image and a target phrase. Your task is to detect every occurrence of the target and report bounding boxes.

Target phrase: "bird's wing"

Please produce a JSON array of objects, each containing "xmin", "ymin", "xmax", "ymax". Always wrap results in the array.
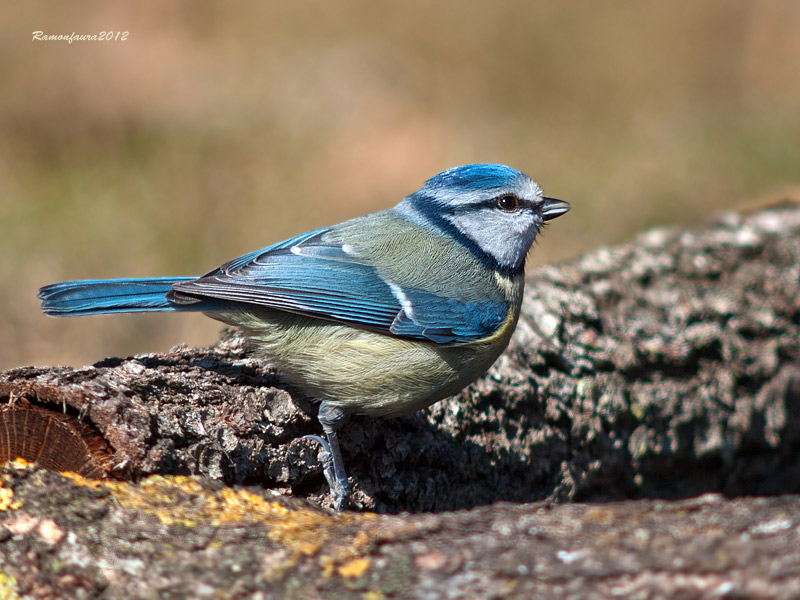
[{"xmin": 169, "ymin": 228, "xmax": 507, "ymax": 344}]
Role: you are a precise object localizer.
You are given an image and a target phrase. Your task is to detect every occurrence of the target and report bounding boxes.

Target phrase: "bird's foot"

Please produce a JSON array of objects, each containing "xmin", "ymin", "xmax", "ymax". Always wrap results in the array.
[{"xmin": 303, "ymin": 434, "xmax": 351, "ymax": 511}]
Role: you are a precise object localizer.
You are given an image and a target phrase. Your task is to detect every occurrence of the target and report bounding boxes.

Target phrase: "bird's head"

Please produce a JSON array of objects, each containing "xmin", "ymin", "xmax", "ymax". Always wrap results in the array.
[{"xmin": 397, "ymin": 164, "xmax": 570, "ymax": 274}]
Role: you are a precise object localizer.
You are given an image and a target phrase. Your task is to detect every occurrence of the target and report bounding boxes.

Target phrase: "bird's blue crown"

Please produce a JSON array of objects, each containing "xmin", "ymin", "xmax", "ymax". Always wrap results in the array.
[{"xmin": 421, "ymin": 164, "xmax": 526, "ymax": 194}]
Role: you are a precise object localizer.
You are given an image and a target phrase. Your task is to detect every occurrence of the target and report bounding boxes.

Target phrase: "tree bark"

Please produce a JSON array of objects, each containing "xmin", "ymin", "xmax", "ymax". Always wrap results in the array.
[
  {"xmin": 2, "ymin": 465, "xmax": 799, "ymax": 599},
  {"xmin": 1, "ymin": 201, "xmax": 799, "ymax": 598}
]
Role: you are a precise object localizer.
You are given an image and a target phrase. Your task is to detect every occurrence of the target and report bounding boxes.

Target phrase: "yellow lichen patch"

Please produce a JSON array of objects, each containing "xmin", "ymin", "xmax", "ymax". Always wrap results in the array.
[
  {"xmin": 321, "ymin": 529, "xmax": 373, "ymax": 577},
  {"xmin": 0, "ymin": 572, "xmax": 21, "ymax": 600},
  {"xmin": 98, "ymin": 474, "xmax": 375, "ymax": 563},
  {"xmin": 59, "ymin": 470, "xmax": 104, "ymax": 489},
  {"xmin": 102, "ymin": 476, "xmax": 206, "ymax": 528},
  {"xmin": 50, "ymin": 472, "xmax": 383, "ymax": 580},
  {"xmin": 337, "ymin": 557, "xmax": 371, "ymax": 579},
  {"xmin": 192, "ymin": 480, "xmax": 380, "ymax": 571},
  {"xmin": 0, "ymin": 486, "xmax": 21, "ymax": 511},
  {"xmin": 346, "ymin": 530, "xmax": 371, "ymax": 557},
  {"xmin": 213, "ymin": 487, "xmax": 338, "ymax": 557},
  {"xmin": 362, "ymin": 592, "xmax": 385, "ymax": 600},
  {"xmin": 214, "ymin": 487, "xmax": 290, "ymax": 524},
  {"xmin": 321, "ymin": 555, "xmax": 338, "ymax": 578}
]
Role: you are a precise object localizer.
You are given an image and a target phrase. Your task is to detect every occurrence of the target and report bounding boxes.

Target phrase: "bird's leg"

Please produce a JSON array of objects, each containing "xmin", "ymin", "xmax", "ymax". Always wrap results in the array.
[{"xmin": 303, "ymin": 401, "xmax": 351, "ymax": 510}]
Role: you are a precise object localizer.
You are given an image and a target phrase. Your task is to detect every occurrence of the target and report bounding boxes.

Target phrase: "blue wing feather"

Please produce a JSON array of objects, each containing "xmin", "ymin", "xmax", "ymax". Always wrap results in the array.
[
  {"xmin": 172, "ymin": 227, "xmax": 508, "ymax": 344},
  {"xmin": 389, "ymin": 290, "xmax": 507, "ymax": 342}
]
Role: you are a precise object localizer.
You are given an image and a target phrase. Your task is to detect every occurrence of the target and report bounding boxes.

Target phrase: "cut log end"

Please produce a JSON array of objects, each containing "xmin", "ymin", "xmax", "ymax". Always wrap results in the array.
[{"xmin": 0, "ymin": 399, "xmax": 113, "ymax": 479}]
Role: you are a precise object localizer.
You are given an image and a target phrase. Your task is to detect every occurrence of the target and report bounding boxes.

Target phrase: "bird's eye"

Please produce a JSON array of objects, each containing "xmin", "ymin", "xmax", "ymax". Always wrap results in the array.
[{"xmin": 496, "ymin": 195, "xmax": 520, "ymax": 212}]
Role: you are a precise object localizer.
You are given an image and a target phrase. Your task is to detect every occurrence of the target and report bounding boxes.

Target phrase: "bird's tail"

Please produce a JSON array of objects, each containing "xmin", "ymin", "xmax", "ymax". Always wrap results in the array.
[{"xmin": 38, "ymin": 277, "xmax": 203, "ymax": 316}]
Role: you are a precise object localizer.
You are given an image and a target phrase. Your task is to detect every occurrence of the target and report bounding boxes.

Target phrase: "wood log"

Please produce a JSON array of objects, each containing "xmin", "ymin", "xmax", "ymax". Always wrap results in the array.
[
  {"xmin": 1, "ymin": 464, "xmax": 798, "ymax": 599},
  {"xmin": 1, "ymin": 201, "xmax": 799, "ymax": 598}
]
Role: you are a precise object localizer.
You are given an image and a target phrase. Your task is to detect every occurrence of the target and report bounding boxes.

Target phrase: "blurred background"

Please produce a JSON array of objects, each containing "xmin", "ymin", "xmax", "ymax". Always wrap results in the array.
[{"xmin": 2, "ymin": 1, "xmax": 799, "ymax": 370}]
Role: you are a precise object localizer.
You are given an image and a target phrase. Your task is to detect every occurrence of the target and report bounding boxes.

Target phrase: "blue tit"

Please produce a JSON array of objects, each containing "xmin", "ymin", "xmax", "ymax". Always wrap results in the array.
[{"xmin": 38, "ymin": 164, "xmax": 570, "ymax": 510}]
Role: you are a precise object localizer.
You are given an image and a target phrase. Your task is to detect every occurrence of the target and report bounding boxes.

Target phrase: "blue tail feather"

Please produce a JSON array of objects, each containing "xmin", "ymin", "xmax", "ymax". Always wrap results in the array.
[{"xmin": 38, "ymin": 277, "xmax": 204, "ymax": 316}]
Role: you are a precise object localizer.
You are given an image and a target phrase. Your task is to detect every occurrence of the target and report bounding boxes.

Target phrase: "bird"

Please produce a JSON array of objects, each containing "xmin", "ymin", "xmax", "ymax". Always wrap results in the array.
[{"xmin": 38, "ymin": 164, "xmax": 570, "ymax": 510}]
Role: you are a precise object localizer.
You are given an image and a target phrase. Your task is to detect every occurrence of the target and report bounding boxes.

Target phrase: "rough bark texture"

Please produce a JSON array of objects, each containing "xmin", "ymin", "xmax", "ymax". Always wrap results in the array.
[
  {"xmin": 1, "ymin": 202, "xmax": 799, "ymax": 598},
  {"xmin": 1, "ymin": 464, "xmax": 799, "ymax": 600}
]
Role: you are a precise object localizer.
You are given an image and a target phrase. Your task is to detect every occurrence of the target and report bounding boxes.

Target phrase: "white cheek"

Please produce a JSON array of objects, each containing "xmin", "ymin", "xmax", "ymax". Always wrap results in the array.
[{"xmin": 446, "ymin": 210, "xmax": 541, "ymax": 268}]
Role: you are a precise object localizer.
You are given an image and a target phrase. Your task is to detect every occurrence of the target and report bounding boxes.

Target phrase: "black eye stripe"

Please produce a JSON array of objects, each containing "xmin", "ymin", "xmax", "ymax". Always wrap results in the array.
[{"xmin": 430, "ymin": 195, "xmax": 533, "ymax": 215}]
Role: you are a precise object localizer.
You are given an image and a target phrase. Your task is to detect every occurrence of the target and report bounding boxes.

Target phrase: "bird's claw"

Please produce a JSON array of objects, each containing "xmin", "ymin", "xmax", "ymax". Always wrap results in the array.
[{"xmin": 303, "ymin": 434, "xmax": 351, "ymax": 510}]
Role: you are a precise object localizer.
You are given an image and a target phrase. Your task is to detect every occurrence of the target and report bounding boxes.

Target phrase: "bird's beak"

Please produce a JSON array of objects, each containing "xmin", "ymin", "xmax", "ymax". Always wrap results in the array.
[{"xmin": 541, "ymin": 197, "xmax": 570, "ymax": 221}]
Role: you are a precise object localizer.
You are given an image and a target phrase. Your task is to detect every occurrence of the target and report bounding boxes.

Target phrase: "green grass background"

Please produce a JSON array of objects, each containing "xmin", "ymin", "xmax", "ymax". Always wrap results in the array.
[{"xmin": 2, "ymin": 1, "xmax": 799, "ymax": 370}]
